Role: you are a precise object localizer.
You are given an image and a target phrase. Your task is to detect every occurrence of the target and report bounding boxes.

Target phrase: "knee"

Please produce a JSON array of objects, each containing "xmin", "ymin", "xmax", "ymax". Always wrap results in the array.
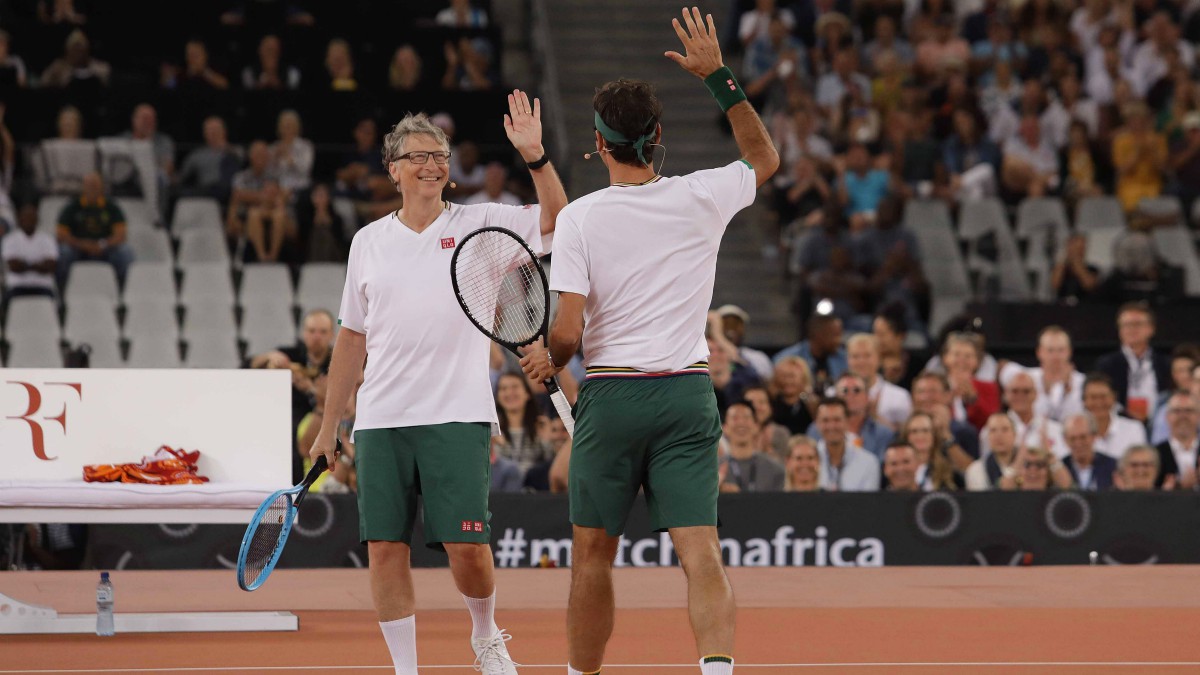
[
  {"xmin": 445, "ymin": 543, "xmax": 491, "ymax": 570},
  {"xmin": 368, "ymin": 540, "xmax": 411, "ymax": 568},
  {"xmin": 572, "ymin": 537, "xmax": 616, "ymax": 570}
]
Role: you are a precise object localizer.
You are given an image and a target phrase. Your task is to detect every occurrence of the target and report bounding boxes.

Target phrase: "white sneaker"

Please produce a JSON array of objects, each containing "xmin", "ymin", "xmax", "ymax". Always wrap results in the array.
[{"xmin": 472, "ymin": 629, "xmax": 519, "ymax": 674}]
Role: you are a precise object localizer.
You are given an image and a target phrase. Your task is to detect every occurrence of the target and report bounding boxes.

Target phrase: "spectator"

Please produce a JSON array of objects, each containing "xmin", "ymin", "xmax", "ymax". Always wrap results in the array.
[
  {"xmin": 0, "ymin": 30, "xmax": 28, "ymax": 88},
  {"xmin": 882, "ymin": 442, "xmax": 920, "ymax": 491},
  {"xmin": 248, "ymin": 309, "xmax": 335, "ymax": 483},
  {"xmin": 335, "ymin": 117, "xmax": 387, "ymax": 202},
  {"xmin": 709, "ymin": 335, "xmax": 761, "ymax": 411},
  {"xmin": 40, "ymin": 29, "xmax": 110, "ymax": 88},
  {"xmin": 911, "ymin": 370, "xmax": 981, "ymax": 464},
  {"xmin": 388, "ymin": 45, "xmax": 424, "ymax": 92},
  {"xmin": 1060, "ymin": 121, "xmax": 1105, "ymax": 209},
  {"xmin": 846, "ymin": 333, "xmax": 911, "ymax": 429},
  {"xmin": 296, "ymin": 183, "xmax": 348, "ymax": 263},
  {"xmin": 1154, "ymin": 391, "xmax": 1198, "ymax": 490},
  {"xmin": 941, "ymin": 109, "xmax": 1000, "ymax": 202},
  {"xmin": 1150, "ymin": 351, "xmax": 1200, "ymax": 444},
  {"xmin": 783, "ymin": 435, "xmax": 821, "ymax": 492},
  {"xmin": 55, "ymin": 104, "xmax": 83, "ymax": 140},
  {"xmin": 897, "ymin": 412, "xmax": 959, "ymax": 491},
  {"xmin": 1046, "ymin": 73, "xmax": 1100, "ymax": 148},
  {"xmin": 837, "ymin": 142, "xmax": 891, "ymax": 227},
  {"xmin": 1051, "ymin": 233, "xmax": 1100, "ymax": 303},
  {"xmin": 807, "ymin": 373, "xmax": 894, "ymax": 460},
  {"xmin": 966, "ymin": 413, "xmax": 1018, "ymax": 490},
  {"xmin": 175, "ymin": 116, "xmax": 240, "ymax": 201},
  {"xmin": 1000, "ymin": 445, "xmax": 1058, "ymax": 491},
  {"xmin": 916, "ymin": 14, "xmax": 970, "ymax": 79},
  {"xmin": 943, "ymin": 332, "xmax": 1001, "ymax": 431},
  {"xmin": 773, "ymin": 311, "xmax": 847, "ymax": 394},
  {"xmin": 241, "ymin": 34, "xmax": 301, "ymax": 90},
  {"xmin": 270, "ymin": 110, "xmax": 314, "ymax": 193},
  {"xmin": 738, "ymin": 0, "xmax": 794, "ymax": 47},
  {"xmin": 227, "ymin": 140, "xmax": 276, "ymax": 240},
  {"xmin": 816, "ymin": 48, "xmax": 871, "ymax": 115},
  {"xmin": 244, "ymin": 179, "xmax": 295, "ymax": 263},
  {"xmin": 813, "ymin": 397, "xmax": 881, "ymax": 492},
  {"xmin": 2, "ymin": 203, "xmax": 57, "ymax": 306},
  {"xmin": 55, "ymin": 172, "xmax": 133, "ymax": 287},
  {"xmin": 776, "ymin": 154, "xmax": 832, "ymax": 240},
  {"xmin": 713, "ymin": 305, "xmax": 773, "ymax": 381},
  {"xmin": 971, "ymin": 15, "xmax": 1027, "ymax": 85},
  {"xmin": 1094, "ymin": 302, "xmax": 1172, "ymax": 420},
  {"xmin": 489, "ymin": 436, "xmax": 523, "ymax": 493},
  {"xmin": 720, "ymin": 402, "xmax": 786, "ymax": 493},
  {"xmin": 1082, "ymin": 373, "xmax": 1148, "ymax": 460},
  {"xmin": 1098, "ymin": 229, "xmax": 1183, "ymax": 305},
  {"xmin": 323, "ymin": 38, "xmax": 357, "ymax": 91},
  {"xmin": 743, "ymin": 385, "xmax": 789, "ymax": 463},
  {"xmin": 436, "ymin": 0, "xmax": 489, "ymax": 28},
  {"xmin": 122, "ymin": 103, "xmax": 175, "ymax": 181},
  {"xmin": 743, "ymin": 14, "xmax": 806, "ymax": 115},
  {"xmin": 1002, "ymin": 113, "xmax": 1059, "ymax": 199},
  {"xmin": 1000, "ymin": 326, "xmax": 1086, "ymax": 423},
  {"xmin": 1129, "ymin": 12, "xmax": 1194, "ymax": 98},
  {"xmin": 1112, "ymin": 101, "xmax": 1168, "ymax": 211},
  {"xmin": 464, "ymin": 163, "xmax": 522, "ymax": 206},
  {"xmin": 986, "ymin": 371, "xmax": 1067, "ymax": 459},
  {"xmin": 162, "ymin": 39, "xmax": 229, "ymax": 92},
  {"xmin": 863, "ymin": 16, "xmax": 913, "ymax": 70},
  {"xmin": 769, "ymin": 355, "xmax": 816, "ymax": 435},
  {"xmin": 807, "ymin": 246, "xmax": 869, "ymax": 328},
  {"xmin": 494, "ymin": 372, "xmax": 553, "ymax": 478},
  {"xmin": 448, "ymin": 139, "xmax": 485, "ymax": 199},
  {"xmin": 442, "ymin": 37, "xmax": 497, "ymax": 91},
  {"xmin": 37, "ymin": 0, "xmax": 86, "ymax": 26},
  {"xmin": 1114, "ymin": 445, "xmax": 1160, "ymax": 491},
  {"xmin": 1170, "ymin": 112, "xmax": 1200, "ymax": 219},
  {"xmin": 1061, "ymin": 413, "xmax": 1118, "ymax": 491}
]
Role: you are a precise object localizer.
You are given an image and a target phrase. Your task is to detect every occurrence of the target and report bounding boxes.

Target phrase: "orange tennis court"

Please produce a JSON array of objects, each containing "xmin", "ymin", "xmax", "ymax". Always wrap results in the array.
[{"xmin": 3, "ymin": 567, "xmax": 1199, "ymax": 674}]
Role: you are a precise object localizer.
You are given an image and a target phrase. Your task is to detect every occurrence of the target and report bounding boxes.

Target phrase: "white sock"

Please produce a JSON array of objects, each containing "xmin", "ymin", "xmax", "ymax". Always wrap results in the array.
[
  {"xmin": 568, "ymin": 667, "xmax": 599, "ymax": 675},
  {"xmin": 700, "ymin": 655, "xmax": 734, "ymax": 674},
  {"xmin": 378, "ymin": 616, "xmax": 418, "ymax": 675},
  {"xmin": 462, "ymin": 591, "xmax": 500, "ymax": 641}
]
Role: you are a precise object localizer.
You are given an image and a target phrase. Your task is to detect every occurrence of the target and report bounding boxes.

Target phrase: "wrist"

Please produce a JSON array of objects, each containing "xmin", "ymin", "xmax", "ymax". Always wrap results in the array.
[
  {"xmin": 703, "ymin": 66, "xmax": 747, "ymax": 112},
  {"xmin": 520, "ymin": 145, "xmax": 545, "ymax": 163}
]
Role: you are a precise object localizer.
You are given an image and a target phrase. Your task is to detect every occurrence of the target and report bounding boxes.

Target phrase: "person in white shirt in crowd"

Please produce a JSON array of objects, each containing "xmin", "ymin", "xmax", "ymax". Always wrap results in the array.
[
  {"xmin": 308, "ymin": 93, "xmax": 566, "ymax": 675},
  {"xmin": 845, "ymin": 333, "xmax": 911, "ymax": 429},
  {"xmin": 1094, "ymin": 302, "xmax": 1172, "ymax": 423},
  {"xmin": 814, "ymin": 397, "xmax": 881, "ymax": 492},
  {"xmin": 807, "ymin": 373, "xmax": 895, "ymax": 460},
  {"xmin": 999, "ymin": 326, "xmax": 1086, "ymax": 424},
  {"xmin": 981, "ymin": 371, "xmax": 1067, "ymax": 459},
  {"xmin": 738, "ymin": 0, "xmax": 795, "ymax": 47},
  {"xmin": 1149, "ymin": 351, "xmax": 1198, "ymax": 445},
  {"xmin": 463, "ymin": 162, "xmax": 523, "ymax": 206},
  {"xmin": 2, "ymin": 203, "xmax": 57, "ymax": 306},
  {"xmin": 1061, "ymin": 414, "xmax": 1119, "ymax": 491},
  {"xmin": 1128, "ymin": 11, "xmax": 1195, "ymax": 98},
  {"xmin": 966, "ymin": 413, "xmax": 1019, "ymax": 491},
  {"xmin": 1001, "ymin": 113, "xmax": 1060, "ymax": 198},
  {"xmin": 1115, "ymin": 445, "xmax": 1161, "ymax": 491},
  {"xmin": 882, "ymin": 442, "xmax": 919, "ymax": 492},
  {"xmin": 714, "ymin": 304, "xmax": 773, "ymax": 381},
  {"xmin": 1154, "ymin": 391, "xmax": 1198, "ymax": 490},
  {"xmin": 1082, "ymin": 373, "xmax": 1147, "ymax": 460}
]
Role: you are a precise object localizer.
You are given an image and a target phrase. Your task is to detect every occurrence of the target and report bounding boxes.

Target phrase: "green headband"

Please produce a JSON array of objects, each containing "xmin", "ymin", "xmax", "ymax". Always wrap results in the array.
[{"xmin": 594, "ymin": 111, "xmax": 656, "ymax": 165}]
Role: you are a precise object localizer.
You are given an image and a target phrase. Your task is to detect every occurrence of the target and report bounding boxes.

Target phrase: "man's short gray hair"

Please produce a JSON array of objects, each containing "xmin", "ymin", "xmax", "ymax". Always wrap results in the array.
[
  {"xmin": 382, "ymin": 112, "xmax": 451, "ymax": 172},
  {"xmin": 1064, "ymin": 413, "xmax": 1099, "ymax": 436},
  {"xmin": 1120, "ymin": 445, "xmax": 1160, "ymax": 472}
]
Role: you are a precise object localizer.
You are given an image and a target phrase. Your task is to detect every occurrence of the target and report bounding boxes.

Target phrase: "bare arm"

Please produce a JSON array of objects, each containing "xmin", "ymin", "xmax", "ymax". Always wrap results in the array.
[
  {"xmin": 308, "ymin": 327, "xmax": 367, "ymax": 468},
  {"xmin": 665, "ymin": 8, "xmax": 779, "ymax": 187},
  {"xmin": 504, "ymin": 89, "xmax": 566, "ymax": 235},
  {"xmin": 519, "ymin": 292, "xmax": 585, "ymax": 382}
]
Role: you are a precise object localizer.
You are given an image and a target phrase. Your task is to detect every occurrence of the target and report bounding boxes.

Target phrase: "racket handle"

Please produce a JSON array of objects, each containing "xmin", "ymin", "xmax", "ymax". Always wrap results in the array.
[{"xmin": 544, "ymin": 378, "xmax": 576, "ymax": 437}]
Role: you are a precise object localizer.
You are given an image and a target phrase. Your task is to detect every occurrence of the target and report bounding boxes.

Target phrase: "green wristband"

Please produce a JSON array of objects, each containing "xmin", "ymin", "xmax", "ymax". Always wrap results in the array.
[{"xmin": 704, "ymin": 66, "xmax": 748, "ymax": 112}]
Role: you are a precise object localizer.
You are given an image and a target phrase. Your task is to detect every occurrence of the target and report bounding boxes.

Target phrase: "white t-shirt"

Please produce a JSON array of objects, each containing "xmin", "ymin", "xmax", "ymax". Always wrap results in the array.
[
  {"xmin": 998, "ymin": 363, "xmax": 1086, "ymax": 423},
  {"xmin": 549, "ymin": 161, "xmax": 757, "ymax": 372},
  {"xmin": 463, "ymin": 191, "xmax": 523, "ymax": 207},
  {"xmin": 339, "ymin": 203, "xmax": 544, "ymax": 431},
  {"xmin": 2, "ymin": 229, "xmax": 57, "ymax": 291},
  {"xmin": 1093, "ymin": 413, "xmax": 1148, "ymax": 460},
  {"xmin": 870, "ymin": 378, "xmax": 912, "ymax": 429}
]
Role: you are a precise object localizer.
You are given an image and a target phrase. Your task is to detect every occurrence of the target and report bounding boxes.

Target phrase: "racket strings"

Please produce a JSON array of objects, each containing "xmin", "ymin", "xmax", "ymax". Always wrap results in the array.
[
  {"xmin": 242, "ymin": 493, "xmax": 291, "ymax": 587},
  {"xmin": 455, "ymin": 232, "xmax": 546, "ymax": 344}
]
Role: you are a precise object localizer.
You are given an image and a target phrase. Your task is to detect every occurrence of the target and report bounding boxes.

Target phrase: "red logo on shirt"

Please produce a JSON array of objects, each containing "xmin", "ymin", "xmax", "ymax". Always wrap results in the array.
[
  {"xmin": 441, "ymin": 237, "xmax": 456, "ymax": 249},
  {"xmin": 461, "ymin": 520, "xmax": 484, "ymax": 533}
]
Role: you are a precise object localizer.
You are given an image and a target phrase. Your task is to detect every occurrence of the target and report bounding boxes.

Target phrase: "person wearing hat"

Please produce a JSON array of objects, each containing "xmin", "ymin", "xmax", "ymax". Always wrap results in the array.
[
  {"xmin": 714, "ymin": 304, "xmax": 774, "ymax": 380},
  {"xmin": 1170, "ymin": 110, "xmax": 1200, "ymax": 222}
]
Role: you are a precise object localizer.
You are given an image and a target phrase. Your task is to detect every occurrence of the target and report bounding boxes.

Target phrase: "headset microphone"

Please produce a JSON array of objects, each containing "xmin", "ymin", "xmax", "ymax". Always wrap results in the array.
[{"xmin": 449, "ymin": 181, "xmax": 457, "ymax": 188}]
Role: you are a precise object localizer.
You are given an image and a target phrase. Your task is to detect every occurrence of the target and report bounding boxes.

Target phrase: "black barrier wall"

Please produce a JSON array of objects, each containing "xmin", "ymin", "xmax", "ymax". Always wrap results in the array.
[{"xmin": 88, "ymin": 492, "xmax": 1200, "ymax": 570}]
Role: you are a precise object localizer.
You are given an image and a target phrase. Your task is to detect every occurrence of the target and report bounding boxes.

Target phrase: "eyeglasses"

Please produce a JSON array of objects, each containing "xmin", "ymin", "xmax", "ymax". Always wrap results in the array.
[
  {"xmin": 1168, "ymin": 408, "xmax": 1198, "ymax": 415},
  {"xmin": 1125, "ymin": 461, "xmax": 1156, "ymax": 470},
  {"xmin": 395, "ymin": 150, "xmax": 452, "ymax": 165},
  {"xmin": 838, "ymin": 386, "xmax": 864, "ymax": 394},
  {"xmin": 1024, "ymin": 461, "xmax": 1048, "ymax": 470}
]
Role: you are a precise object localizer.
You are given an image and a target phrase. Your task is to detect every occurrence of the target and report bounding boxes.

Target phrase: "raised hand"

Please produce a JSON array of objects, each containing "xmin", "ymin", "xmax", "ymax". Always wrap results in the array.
[
  {"xmin": 503, "ymin": 89, "xmax": 544, "ymax": 163},
  {"xmin": 664, "ymin": 6, "xmax": 724, "ymax": 79}
]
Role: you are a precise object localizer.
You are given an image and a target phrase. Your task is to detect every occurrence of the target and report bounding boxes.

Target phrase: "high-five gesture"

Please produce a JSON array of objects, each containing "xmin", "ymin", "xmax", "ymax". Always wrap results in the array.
[
  {"xmin": 503, "ymin": 88, "xmax": 544, "ymax": 163},
  {"xmin": 665, "ymin": 6, "xmax": 724, "ymax": 79}
]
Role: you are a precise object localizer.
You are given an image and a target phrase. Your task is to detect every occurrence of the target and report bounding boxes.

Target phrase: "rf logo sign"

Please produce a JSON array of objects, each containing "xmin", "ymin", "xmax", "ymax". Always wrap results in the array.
[{"xmin": 6, "ymin": 381, "xmax": 83, "ymax": 460}]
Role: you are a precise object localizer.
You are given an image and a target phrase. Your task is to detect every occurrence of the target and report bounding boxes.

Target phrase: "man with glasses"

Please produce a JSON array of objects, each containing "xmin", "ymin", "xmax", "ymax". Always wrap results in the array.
[
  {"xmin": 1153, "ymin": 391, "xmax": 1198, "ymax": 489},
  {"xmin": 813, "ymin": 397, "xmax": 881, "ymax": 491},
  {"xmin": 1082, "ymin": 373, "xmax": 1147, "ymax": 460},
  {"xmin": 1094, "ymin": 303, "xmax": 1172, "ymax": 423},
  {"xmin": 980, "ymin": 371, "xmax": 1067, "ymax": 459},
  {"xmin": 308, "ymin": 96, "xmax": 567, "ymax": 675},
  {"xmin": 1115, "ymin": 446, "xmax": 1161, "ymax": 491},
  {"xmin": 1061, "ymin": 414, "xmax": 1118, "ymax": 491},
  {"xmin": 997, "ymin": 326, "xmax": 1085, "ymax": 423},
  {"xmin": 807, "ymin": 373, "xmax": 893, "ymax": 459}
]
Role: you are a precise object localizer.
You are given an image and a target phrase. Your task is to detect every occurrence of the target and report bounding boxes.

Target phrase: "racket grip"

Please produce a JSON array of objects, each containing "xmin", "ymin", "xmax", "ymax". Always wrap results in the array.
[{"xmin": 545, "ymin": 380, "xmax": 575, "ymax": 437}]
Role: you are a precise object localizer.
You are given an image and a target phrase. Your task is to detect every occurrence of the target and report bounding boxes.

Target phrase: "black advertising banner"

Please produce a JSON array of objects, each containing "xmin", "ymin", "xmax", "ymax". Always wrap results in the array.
[{"xmin": 88, "ymin": 492, "xmax": 1200, "ymax": 570}]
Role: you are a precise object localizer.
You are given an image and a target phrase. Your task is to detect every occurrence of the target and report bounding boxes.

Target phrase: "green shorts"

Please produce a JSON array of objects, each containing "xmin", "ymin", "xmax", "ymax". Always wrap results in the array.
[
  {"xmin": 569, "ymin": 374, "xmax": 722, "ymax": 536},
  {"xmin": 354, "ymin": 423, "xmax": 491, "ymax": 549}
]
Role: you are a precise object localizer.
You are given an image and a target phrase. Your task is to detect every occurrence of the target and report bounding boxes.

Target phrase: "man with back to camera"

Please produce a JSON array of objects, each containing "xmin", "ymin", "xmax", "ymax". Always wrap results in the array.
[{"xmin": 520, "ymin": 8, "xmax": 778, "ymax": 674}]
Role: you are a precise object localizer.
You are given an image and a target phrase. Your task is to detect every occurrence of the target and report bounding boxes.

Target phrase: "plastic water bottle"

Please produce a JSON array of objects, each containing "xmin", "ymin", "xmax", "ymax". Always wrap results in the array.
[{"xmin": 96, "ymin": 571, "xmax": 115, "ymax": 636}]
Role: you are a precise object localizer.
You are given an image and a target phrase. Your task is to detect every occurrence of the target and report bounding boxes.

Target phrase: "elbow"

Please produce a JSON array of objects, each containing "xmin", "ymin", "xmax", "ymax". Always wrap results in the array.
[{"xmin": 760, "ymin": 146, "xmax": 781, "ymax": 179}]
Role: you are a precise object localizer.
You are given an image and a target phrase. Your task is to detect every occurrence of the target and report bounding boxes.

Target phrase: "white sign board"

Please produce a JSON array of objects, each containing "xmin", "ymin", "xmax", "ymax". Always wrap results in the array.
[{"xmin": 1, "ymin": 369, "xmax": 292, "ymax": 485}]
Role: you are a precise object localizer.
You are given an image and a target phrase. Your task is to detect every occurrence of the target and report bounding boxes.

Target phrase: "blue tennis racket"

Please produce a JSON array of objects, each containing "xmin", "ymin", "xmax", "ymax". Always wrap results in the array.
[{"xmin": 236, "ymin": 442, "xmax": 339, "ymax": 591}]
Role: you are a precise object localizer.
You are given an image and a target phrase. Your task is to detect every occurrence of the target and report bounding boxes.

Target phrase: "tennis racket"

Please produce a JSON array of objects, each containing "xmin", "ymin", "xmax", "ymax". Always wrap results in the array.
[
  {"xmin": 450, "ymin": 226, "xmax": 575, "ymax": 436},
  {"xmin": 236, "ymin": 441, "xmax": 340, "ymax": 591}
]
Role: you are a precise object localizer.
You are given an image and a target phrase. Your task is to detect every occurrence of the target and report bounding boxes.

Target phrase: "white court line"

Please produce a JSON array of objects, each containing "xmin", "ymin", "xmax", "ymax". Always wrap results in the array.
[{"xmin": 5, "ymin": 664, "xmax": 1200, "ymax": 673}]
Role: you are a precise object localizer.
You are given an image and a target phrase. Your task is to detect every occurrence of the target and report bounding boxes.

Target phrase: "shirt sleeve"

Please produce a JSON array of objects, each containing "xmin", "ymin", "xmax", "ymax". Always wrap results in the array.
[
  {"xmin": 482, "ymin": 203, "xmax": 545, "ymax": 255},
  {"xmin": 686, "ymin": 160, "xmax": 758, "ymax": 228},
  {"xmin": 547, "ymin": 209, "xmax": 589, "ymax": 297},
  {"xmin": 337, "ymin": 236, "xmax": 368, "ymax": 333}
]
